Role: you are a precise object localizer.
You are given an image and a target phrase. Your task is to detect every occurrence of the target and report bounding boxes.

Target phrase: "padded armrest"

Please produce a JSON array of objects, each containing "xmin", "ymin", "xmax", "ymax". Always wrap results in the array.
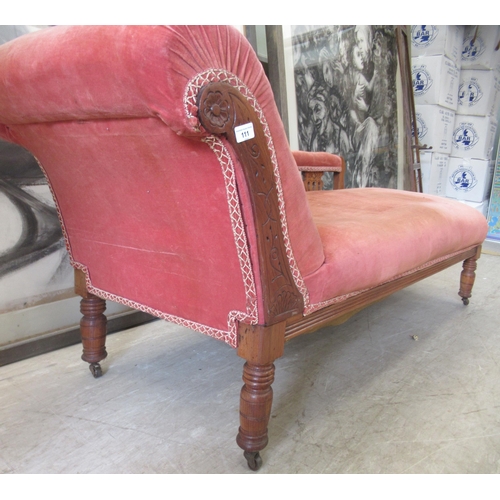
[
  {"xmin": 292, "ymin": 150, "xmax": 344, "ymax": 171},
  {"xmin": 292, "ymin": 150, "xmax": 345, "ymax": 190}
]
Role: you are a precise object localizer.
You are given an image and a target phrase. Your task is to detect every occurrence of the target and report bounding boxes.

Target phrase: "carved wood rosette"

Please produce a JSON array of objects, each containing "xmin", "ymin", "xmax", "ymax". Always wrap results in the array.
[{"xmin": 197, "ymin": 82, "xmax": 304, "ymax": 326}]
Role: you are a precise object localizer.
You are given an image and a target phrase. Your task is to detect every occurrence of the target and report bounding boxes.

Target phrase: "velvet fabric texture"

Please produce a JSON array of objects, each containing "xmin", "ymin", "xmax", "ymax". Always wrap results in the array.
[
  {"xmin": 292, "ymin": 150, "xmax": 343, "ymax": 170},
  {"xmin": 0, "ymin": 25, "xmax": 489, "ymax": 347},
  {"xmin": 0, "ymin": 25, "xmax": 325, "ymax": 344},
  {"xmin": 304, "ymin": 188, "xmax": 488, "ymax": 308}
]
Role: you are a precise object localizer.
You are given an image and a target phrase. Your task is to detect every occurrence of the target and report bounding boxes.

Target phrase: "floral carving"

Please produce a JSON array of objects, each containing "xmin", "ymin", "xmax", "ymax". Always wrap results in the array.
[{"xmin": 202, "ymin": 90, "xmax": 230, "ymax": 130}]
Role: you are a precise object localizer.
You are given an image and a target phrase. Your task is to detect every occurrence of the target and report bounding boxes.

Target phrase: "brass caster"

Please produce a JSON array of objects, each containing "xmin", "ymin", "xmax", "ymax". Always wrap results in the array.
[
  {"xmin": 89, "ymin": 362, "xmax": 103, "ymax": 378},
  {"xmin": 244, "ymin": 451, "xmax": 263, "ymax": 471},
  {"xmin": 462, "ymin": 297, "xmax": 470, "ymax": 306}
]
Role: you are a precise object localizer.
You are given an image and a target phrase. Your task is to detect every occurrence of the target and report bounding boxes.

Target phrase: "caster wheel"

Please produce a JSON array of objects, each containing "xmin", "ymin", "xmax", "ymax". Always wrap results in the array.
[
  {"xmin": 89, "ymin": 362, "xmax": 103, "ymax": 378},
  {"xmin": 462, "ymin": 297, "xmax": 470, "ymax": 306},
  {"xmin": 244, "ymin": 451, "xmax": 263, "ymax": 471}
]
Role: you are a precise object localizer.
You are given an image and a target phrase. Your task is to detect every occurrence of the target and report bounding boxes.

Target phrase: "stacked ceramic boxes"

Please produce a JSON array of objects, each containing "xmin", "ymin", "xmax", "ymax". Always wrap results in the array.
[
  {"xmin": 411, "ymin": 26, "xmax": 500, "ymax": 217},
  {"xmin": 449, "ymin": 26, "xmax": 500, "ymax": 215},
  {"xmin": 411, "ymin": 25, "xmax": 463, "ymax": 197}
]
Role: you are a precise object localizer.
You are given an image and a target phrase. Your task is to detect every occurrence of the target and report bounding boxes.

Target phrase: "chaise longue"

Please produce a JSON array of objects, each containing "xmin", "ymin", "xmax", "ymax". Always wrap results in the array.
[{"xmin": 0, "ymin": 25, "xmax": 488, "ymax": 470}]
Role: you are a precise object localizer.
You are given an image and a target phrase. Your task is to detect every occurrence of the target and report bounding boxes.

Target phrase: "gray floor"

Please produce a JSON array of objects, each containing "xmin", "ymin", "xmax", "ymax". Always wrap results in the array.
[{"xmin": 1, "ymin": 243, "xmax": 500, "ymax": 474}]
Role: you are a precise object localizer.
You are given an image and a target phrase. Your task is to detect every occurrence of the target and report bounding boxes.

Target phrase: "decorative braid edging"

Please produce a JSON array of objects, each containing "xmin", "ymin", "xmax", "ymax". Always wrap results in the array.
[
  {"xmin": 73, "ymin": 262, "xmax": 236, "ymax": 345},
  {"xmin": 298, "ymin": 165, "xmax": 343, "ymax": 172},
  {"xmin": 203, "ymin": 136, "xmax": 259, "ymax": 337}
]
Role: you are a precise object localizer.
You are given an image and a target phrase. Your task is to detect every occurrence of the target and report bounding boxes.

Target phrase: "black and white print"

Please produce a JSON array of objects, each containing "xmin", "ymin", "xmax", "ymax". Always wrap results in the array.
[
  {"xmin": 0, "ymin": 26, "xmax": 73, "ymax": 313},
  {"xmin": 292, "ymin": 25, "xmax": 399, "ymax": 188}
]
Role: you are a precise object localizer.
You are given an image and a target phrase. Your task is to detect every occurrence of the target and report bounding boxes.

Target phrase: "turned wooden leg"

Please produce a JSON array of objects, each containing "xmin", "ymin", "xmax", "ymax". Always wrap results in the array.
[
  {"xmin": 459, "ymin": 247, "xmax": 481, "ymax": 306},
  {"xmin": 236, "ymin": 322, "xmax": 286, "ymax": 471},
  {"xmin": 80, "ymin": 294, "xmax": 107, "ymax": 377},
  {"xmin": 237, "ymin": 361, "xmax": 275, "ymax": 470},
  {"xmin": 75, "ymin": 269, "xmax": 108, "ymax": 377}
]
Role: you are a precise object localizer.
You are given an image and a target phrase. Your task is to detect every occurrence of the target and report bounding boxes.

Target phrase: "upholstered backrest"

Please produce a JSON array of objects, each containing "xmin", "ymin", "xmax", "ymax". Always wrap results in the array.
[{"xmin": 0, "ymin": 25, "xmax": 325, "ymax": 347}]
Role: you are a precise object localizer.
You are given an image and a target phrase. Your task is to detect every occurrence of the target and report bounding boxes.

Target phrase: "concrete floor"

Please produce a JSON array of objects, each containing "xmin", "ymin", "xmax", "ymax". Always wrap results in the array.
[{"xmin": 1, "ymin": 243, "xmax": 500, "ymax": 474}]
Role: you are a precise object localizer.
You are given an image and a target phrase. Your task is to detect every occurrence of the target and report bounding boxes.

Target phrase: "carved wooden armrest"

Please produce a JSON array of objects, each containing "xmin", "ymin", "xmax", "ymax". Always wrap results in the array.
[
  {"xmin": 292, "ymin": 150, "xmax": 345, "ymax": 191},
  {"xmin": 198, "ymin": 81, "xmax": 304, "ymax": 326}
]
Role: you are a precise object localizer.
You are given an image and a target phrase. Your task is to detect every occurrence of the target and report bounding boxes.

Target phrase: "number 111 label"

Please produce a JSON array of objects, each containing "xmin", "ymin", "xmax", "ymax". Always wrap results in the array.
[{"xmin": 235, "ymin": 122, "xmax": 255, "ymax": 143}]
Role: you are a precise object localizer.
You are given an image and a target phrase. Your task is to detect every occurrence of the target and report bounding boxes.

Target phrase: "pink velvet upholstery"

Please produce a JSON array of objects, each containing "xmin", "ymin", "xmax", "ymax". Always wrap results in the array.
[
  {"xmin": 0, "ymin": 25, "xmax": 489, "ymax": 349},
  {"xmin": 292, "ymin": 150, "xmax": 343, "ymax": 171},
  {"xmin": 304, "ymin": 188, "xmax": 488, "ymax": 311},
  {"xmin": 0, "ymin": 25, "xmax": 325, "ymax": 346},
  {"xmin": 1, "ymin": 25, "xmax": 491, "ymax": 471}
]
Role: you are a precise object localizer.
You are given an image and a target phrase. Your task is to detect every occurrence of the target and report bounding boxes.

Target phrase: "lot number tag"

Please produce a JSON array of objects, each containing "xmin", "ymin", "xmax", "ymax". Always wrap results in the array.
[{"xmin": 235, "ymin": 122, "xmax": 255, "ymax": 143}]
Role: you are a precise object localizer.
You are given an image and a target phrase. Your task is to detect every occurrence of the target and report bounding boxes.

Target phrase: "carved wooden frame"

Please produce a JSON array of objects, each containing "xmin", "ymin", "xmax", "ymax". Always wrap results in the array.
[{"xmin": 198, "ymin": 81, "xmax": 304, "ymax": 326}]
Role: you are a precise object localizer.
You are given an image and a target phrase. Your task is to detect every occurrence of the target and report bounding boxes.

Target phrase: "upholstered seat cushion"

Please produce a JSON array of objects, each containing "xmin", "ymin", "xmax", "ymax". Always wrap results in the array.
[{"xmin": 303, "ymin": 188, "xmax": 489, "ymax": 307}]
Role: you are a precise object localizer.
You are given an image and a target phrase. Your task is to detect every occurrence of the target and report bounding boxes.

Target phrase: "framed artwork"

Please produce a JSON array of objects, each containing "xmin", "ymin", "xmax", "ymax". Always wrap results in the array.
[{"xmin": 282, "ymin": 25, "xmax": 409, "ymax": 190}]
